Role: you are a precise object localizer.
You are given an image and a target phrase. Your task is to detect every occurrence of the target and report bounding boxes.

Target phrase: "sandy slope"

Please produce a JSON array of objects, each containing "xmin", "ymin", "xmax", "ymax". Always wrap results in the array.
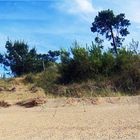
[{"xmin": 0, "ymin": 97, "xmax": 140, "ymax": 140}]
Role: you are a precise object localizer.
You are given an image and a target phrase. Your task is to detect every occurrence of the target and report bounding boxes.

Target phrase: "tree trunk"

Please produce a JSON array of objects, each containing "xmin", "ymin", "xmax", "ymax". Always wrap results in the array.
[{"xmin": 110, "ymin": 26, "xmax": 117, "ymax": 54}]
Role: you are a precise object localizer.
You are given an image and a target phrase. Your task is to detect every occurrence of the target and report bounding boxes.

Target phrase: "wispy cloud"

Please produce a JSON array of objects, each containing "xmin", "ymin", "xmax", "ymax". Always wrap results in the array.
[
  {"xmin": 0, "ymin": 0, "xmax": 139, "ymax": 52},
  {"xmin": 109, "ymin": 0, "xmax": 140, "ymax": 24},
  {"xmin": 68, "ymin": 0, "xmax": 95, "ymax": 14},
  {"xmin": 126, "ymin": 0, "xmax": 140, "ymax": 24},
  {"xmin": 57, "ymin": 0, "xmax": 100, "ymax": 22}
]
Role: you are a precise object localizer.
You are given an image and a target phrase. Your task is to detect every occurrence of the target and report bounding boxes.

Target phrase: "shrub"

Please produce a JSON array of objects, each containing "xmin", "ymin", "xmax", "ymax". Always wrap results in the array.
[
  {"xmin": 101, "ymin": 52, "xmax": 115, "ymax": 76},
  {"xmin": 59, "ymin": 41, "xmax": 103, "ymax": 82},
  {"xmin": 24, "ymin": 73, "xmax": 35, "ymax": 83},
  {"xmin": 59, "ymin": 42, "xmax": 140, "ymax": 94},
  {"xmin": 114, "ymin": 49, "xmax": 140, "ymax": 93},
  {"xmin": 36, "ymin": 64, "xmax": 60, "ymax": 94}
]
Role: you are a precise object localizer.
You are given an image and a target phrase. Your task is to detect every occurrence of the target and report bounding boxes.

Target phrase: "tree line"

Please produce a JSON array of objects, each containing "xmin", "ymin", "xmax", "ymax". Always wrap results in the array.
[
  {"xmin": 0, "ymin": 9, "xmax": 139, "ymax": 93},
  {"xmin": 0, "ymin": 40, "xmax": 60, "ymax": 76}
]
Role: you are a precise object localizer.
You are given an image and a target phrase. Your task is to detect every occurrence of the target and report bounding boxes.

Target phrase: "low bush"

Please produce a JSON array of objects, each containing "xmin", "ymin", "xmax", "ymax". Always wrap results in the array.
[{"xmin": 59, "ymin": 42, "xmax": 140, "ymax": 95}]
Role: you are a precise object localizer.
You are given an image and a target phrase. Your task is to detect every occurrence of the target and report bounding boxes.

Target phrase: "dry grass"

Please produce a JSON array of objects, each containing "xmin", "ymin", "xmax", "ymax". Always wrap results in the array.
[{"xmin": 0, "ymin": 78, "xmax": 46, "ymax": 101}]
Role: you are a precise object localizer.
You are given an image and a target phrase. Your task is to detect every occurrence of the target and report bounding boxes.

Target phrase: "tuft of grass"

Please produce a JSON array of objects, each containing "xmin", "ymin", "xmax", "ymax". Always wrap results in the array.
[
  {"xmin": 23, "ymin": 73, "xmax": 35, "ymax": 84},
  {"xmin": 0, "ymin": 79, "xmax": 12, "ymax": 90}
]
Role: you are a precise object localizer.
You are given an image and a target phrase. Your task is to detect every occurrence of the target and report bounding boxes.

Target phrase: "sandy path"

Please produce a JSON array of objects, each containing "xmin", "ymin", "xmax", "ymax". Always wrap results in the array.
[{"xmin": 0, "ymin": 98, "xmax": 140, "ymax": 140}]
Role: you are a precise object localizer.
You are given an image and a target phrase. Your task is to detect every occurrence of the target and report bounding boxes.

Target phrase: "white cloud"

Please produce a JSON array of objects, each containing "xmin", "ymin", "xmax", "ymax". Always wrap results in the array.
[
  {"xmin": 68, "ymin": 0, "xmax": 95, "ymax": 14},
  {"xmin": 58, "ymin": 0, "xmax": 99, "ymax": 22}
]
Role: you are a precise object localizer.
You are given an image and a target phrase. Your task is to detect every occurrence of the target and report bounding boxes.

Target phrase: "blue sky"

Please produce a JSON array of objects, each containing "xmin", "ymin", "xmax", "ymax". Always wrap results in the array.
[{"xmin": 0, "ymin": 0, "xmax": 140, "ymax": 53}]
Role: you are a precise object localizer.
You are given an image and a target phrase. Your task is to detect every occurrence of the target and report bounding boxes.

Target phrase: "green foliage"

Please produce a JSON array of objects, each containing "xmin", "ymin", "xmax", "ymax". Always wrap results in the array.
[
  {"xmin": 91, "ymin": 9, "xmax": 130, "ymax": 54},
  {"xmin": 1, "ymin": 40, "xmax": 60, "ymax": 76},
  {"xmin": 102, "ymin": 51, "xmax": 115, "ymax": 76},
  {"xmin": 35, "ymin": 64, "xmax": 60, "ymax": 93},
  {"xmin": 88, "ymin": 42, "xmax": 103, "ymax": 76},
  {"xmin": 114, "ymin": 48, "xmax": 140, "ymax": 93},
  {"xmin": 59, "ymin": 41, "xmax": 104, "ymax": 82},
  {"xmin": 59, "ymin": 41, "xmax": 140, "ymax": 94}
]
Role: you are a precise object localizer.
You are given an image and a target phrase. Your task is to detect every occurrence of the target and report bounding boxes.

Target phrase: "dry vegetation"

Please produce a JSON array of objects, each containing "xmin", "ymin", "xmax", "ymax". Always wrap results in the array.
[{"xmin": 0, "ymin": 77, "xmax": 46, "ymax": 101}]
